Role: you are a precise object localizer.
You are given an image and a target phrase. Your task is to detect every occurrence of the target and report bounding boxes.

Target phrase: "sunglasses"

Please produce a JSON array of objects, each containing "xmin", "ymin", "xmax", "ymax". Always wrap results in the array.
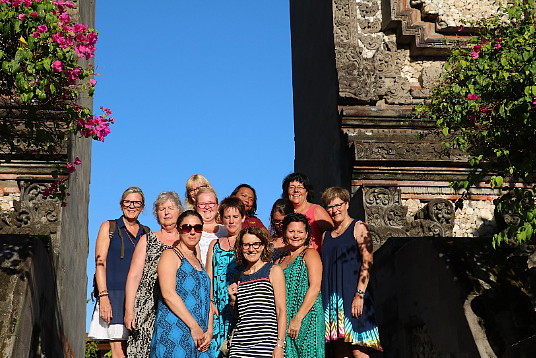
[{"xmin": 179, "ymin": 224, "xmax": 203, "ymax": 234}]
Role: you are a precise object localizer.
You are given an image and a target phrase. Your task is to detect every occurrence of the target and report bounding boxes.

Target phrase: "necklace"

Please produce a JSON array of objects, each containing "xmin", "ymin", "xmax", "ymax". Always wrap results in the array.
[
  {"xmin": 177, "ymin": 245, "xmax": 201, "ymax": 270},
  {"xmin": 333, "ymin": 218, "xmax": 351, "ymax": 237},
  {"xmin": 226, "ymin": 236, "xmax": 236, "ymax": 252}
]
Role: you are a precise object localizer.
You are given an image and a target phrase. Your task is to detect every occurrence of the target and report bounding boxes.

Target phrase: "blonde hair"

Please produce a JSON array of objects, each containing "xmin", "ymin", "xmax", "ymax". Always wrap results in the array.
[{"xmin": 184, "ymin": 174, "xmax": 212, "ymax": 210}]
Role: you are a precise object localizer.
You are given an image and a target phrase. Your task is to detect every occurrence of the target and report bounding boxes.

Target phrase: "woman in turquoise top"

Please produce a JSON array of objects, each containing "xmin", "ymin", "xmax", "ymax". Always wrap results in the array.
[
  {"xmin": 150, "ymin": 210, "xmax": 213, "ymax": 357},
  {"xmin": 276, "ymin": 213, "xmax": 325, "ymax": 357},
  {"xmin": 205, "ymin": 196, "xmax": 245, "ymax": 357}
]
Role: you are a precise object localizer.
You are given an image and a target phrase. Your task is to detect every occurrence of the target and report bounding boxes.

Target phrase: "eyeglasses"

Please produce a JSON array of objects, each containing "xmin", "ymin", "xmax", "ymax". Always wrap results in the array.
[
  {"xmin": 189, "ymin": 185, "xmax": 208, "ymax": 194},
  {"xmin": 326, "ymin": 202, "xmax": 345, "ymax": 211},
  {"xmin": 180, "ymin": 224, "xmax": 203, "ymax": 234},
  {"xmin": 241, "ymin": 242, "xmax": 263, "ymax": 250},
  {"xmin": 288, "ymin": 185, "xmax": 305, "ymax": 191},
  {"xmin": 122, "ymin": 200, "xmax": 144, "ymax": 208},
  {"xmin": 197, "ymin": 202, "xmax": 217, "ymax": 209},
  {"xmin": 272, "ymin": 219, "xmax": 283, "ymax": 226}
]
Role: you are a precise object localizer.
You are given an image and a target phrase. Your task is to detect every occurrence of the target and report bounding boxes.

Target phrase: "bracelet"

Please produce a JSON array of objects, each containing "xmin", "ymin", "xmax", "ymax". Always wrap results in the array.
[
  {"xmin": 356, "ymin": 288, "xmax": 365, "ymax": 296},
  {"xmin": 276, "ymin": 344, "xmax": 285, "ymax": 349},
  {"xmin": 277, "ymin": 337, "xmax": 285, "ymax": 343},
  {"xmin": 98, "ymin": 293, "xmax": 109, "ymax": 298},
  {"xmin": 98, "ymin": 290, "xmax": 109, "ymax": 297}
]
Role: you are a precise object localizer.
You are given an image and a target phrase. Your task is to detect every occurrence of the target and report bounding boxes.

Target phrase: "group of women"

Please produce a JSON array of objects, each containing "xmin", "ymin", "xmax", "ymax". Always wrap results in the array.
[{"xmin": 88, "ymin": 173, "xmax": 383, "ymax": 358}]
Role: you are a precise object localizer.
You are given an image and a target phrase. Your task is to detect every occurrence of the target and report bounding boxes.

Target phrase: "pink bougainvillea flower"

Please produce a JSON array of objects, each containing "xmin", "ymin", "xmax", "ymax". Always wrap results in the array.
[
  {"xmin": 73, "ymin": 157, "xmax": 82, "ymax": 165},
  {"xmin": 66, "ymin": 162, "xmax": 76, "ymax": 173},
  {"xmin": 52, "ymin": 60, "xmax": 63, "ymax": 72},
  {"xmin": 12, "ymin": 0, "xmax": 21, "ymax": 5},
  {"xmin": 32, "ymin": 31, "xmax": 40, "ymax": 38},
  {"xmin": 466, "ymin": 94, "xmax": 480, "ymax": 100},
  {"xmin": 473, "ymin": 44, "xmax": 481, "ymax": 51},
  {"xmin": 18, "ymin": 13, "xmax": 27, "ymax": 20},
  {"xmin": 457, "ymin": 25, "xmax": 464, "ymax": 32},
  {"xmin": 58, "ymin": 12, "xmax": 70, "ymax": 23},
  {"xmin": 89, "ymin": 79, "xmax": 97, "ymax": 86},
  {"xmin": 37, "ymin": 24, "xmax": 48, "ymax": 33},
  {"xmin": 30, "ymin": 11, "xmax": 38, "ymax": 17},
  {"xmin": 22, "ymin": 0, "xmax": 32, "ymax": 7},
  {"xmin": 533, "ymin": 97, "xmax": 536, "ymax": 105},
  {"xmin": 479, "ymin": 106, "xmax": 490, "ymax": 114},
  {"xmin": 494, "ymin": 43, "xmax": 501, "ymax": 49},
  {"xmin": 74, "ymin": 23, "xmax": 88, "ymax": 33},
  {"xmin": 470, "ymin": 51, "xmax": 480, "ymax": 59},
  {"xmin": 481, "ymin": 38, "xmax": 488, "ymax": 45}
]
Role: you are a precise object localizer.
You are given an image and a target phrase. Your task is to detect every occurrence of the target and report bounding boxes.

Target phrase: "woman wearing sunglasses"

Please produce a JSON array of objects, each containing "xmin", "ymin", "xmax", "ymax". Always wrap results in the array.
[
  {"xmin": 150, "ymin": 210, "xmax": 213, "ymax": 357},
  {"xmin": 228, "ymin": 226, "xmax": 287, "ymax": 358},
  {"xmin": 88, "ymin": 187, "xmax": 148, "ymax": 358},
  {"xmin": 205, "ymin": 196, "xmax": 245, "ymax": 357},
  {"xmin": 124, "ymin": 191, "xmax": 184, "ymax": 358}
]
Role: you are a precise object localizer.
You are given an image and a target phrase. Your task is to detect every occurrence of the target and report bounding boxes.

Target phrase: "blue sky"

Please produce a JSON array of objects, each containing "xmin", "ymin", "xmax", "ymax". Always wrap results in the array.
[{"xmin": 86, "ymin": 1, "xmax": 294, "ymax": 329}]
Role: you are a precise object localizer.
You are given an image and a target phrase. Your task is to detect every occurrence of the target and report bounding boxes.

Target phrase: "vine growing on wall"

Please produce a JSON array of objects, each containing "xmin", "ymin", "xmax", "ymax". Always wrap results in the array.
[
  {"xmin": 0, "ymin": 0, "xmax": 114, "ymax": 202},
  {"xmin": 415, "ymin": 0, "xmax": 536, "ymax": 246}
]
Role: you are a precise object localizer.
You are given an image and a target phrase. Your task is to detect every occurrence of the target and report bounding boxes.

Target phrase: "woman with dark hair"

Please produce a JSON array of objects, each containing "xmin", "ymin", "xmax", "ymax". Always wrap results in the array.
[
  {"xmin": 321, "ymin": 187, "xmax": 382, "ymax": 357},
  {"xmin": 269, "ymin": 198, "xmax": 294, "ymax": 260},
  {"xmin": 231, "ymin": 183, "xmax": 266, "ymax": 229},
  {"xmin": 228, "ymin": 226, "xmax": 287, "ymax": 358},
  {"xmin": 205, "ymin": 197, "xmax": 245, "ymax": 357},
  {"xmin": 89, "ymin": 187, "xmax": 148, "ymax": 358},
  {"xmin": 276, "ymin": 213, "xmax": 324, "ymax": 357},
  {"xmin": 281, "ymin": 173, "xmax": 333, "ymax": 250},
  {"xmin": 150, "ymin": 210, "xmax": 213, "ymax": 357},
  {"xmin": 124, "ymin": 191, "xmax": 184, "ymax": 357}
]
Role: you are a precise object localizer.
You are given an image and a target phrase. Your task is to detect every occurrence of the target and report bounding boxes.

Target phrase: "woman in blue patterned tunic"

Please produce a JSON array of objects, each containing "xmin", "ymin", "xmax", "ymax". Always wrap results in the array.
[
  {"xmin": 150, "ymin": 210, "xmax": 213, "ymax": 358},
  {"xmin": 321, "ymin": 187, "xmax": 382, "ymax": 357},
  {"xmin": 228, "ymin": 226, "xmax": 287, "ymax": 358},
  {"xmin": 205, "ymin": 196, "xmax": 245, "ymax": 357}
]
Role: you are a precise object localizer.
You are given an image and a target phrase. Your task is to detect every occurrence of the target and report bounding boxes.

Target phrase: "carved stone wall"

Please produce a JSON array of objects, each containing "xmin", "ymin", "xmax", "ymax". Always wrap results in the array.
[{"xmin": 0, "ymin": 1, "xmax": 94, "ymax": 356}]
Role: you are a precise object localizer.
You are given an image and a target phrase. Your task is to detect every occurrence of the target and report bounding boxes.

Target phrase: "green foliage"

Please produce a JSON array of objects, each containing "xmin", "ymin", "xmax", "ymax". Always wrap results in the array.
[
  {"xmin": 85, "ymin": 340, "xmax": 99, "ymax": 358},
  {"xmin": 415, "ymin": 0, "xmax": 536, "ymax": 245}
]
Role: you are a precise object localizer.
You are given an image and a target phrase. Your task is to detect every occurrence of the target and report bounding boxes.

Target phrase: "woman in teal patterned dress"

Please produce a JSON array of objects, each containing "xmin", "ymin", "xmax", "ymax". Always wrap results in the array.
[
  {"xmin": 276, "ymin": 213, "xmax": 324, "ymax": 357},
  {"xmin": 150, "ymin": 210, "xmax": 213, "ymax": 357},
  {"xmin": 321, "ymin": 187, "xmax": 382, "ymax": 357},
  {"xmin": 205, "ymin": 197, "xmax": 245, "ymax": 357}
]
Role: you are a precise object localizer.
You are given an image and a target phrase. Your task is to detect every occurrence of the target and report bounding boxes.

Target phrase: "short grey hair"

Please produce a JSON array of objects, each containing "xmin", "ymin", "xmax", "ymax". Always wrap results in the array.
[{"xmin": 153, "ymin": 191, "xmax": 184, "ymax": 223}]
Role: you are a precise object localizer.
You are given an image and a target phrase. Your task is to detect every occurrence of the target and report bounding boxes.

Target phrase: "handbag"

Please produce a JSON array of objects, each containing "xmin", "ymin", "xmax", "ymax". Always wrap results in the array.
[{"xmin": 219, "ymin": 327, "xmax": 235, "ymax": 357}]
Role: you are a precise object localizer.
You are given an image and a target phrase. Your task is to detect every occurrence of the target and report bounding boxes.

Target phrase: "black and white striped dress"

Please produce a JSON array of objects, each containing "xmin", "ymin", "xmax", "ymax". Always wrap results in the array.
[{"xmin": 229, "ymin": 262, "xmax": 278, "ymax": 358}]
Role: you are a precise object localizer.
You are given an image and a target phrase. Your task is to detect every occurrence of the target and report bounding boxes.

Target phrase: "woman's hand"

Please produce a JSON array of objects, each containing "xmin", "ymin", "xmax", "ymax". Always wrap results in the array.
[
  {"xmin": 124, "ymin": 309, "xmax": 135, "ymax": 330},
  {"xmin": 228, "ymin": 282, "xmax": 239, "ymax": 305},
  {"xmin": 99, "ymin": 296, "xmax": 113, "ymax": 324},
  {"xmin": 287, "ymin": 316, "xmax": 303, "ymax": 339},
  {"xmin": 351, "ymin": 293, "xmax": 364, "ymax": 318},
  {"xmin": 198, "ymin": 329, "xmax": 213, "ymax": 352},
  {"xmin": 190, "ymin": 324, "xmax": 205, "ymax": 348},
  {"xmin": 273, "ymin": 344, "xmax": 284, "ymax": 358}
]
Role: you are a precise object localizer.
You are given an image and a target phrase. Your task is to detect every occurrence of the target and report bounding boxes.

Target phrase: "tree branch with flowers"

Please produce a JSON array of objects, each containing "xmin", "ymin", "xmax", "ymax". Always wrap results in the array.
[
  {"xmin": 415, "ymin": 0, "xmax": 536, "ymax": 246},
  {"xmin": 0, "ymin": 0, "xmax": 114, "ymax": 203}
]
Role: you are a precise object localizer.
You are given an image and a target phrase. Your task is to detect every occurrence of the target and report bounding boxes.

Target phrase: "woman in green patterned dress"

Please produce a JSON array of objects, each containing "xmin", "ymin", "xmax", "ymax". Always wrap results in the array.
[{"xmin": 276, "ymin": 213, "xmax": 325, "ymax": 357}]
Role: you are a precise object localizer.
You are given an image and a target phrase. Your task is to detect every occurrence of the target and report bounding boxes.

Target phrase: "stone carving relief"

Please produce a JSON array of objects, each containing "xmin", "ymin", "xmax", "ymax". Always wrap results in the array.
[
  {"xmin": 364, "ymin": 187, "xmax": 456, "ymax": 249},
  {"xmin": 0, "ymin": 181, "xmax": 61, "ymax": 240},
  {"xmin": 352, "ymin": 141, "xmax": 464, "ymax": 161}
]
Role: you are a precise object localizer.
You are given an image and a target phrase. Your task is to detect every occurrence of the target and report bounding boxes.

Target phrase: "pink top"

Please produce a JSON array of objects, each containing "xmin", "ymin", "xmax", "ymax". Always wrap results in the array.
[{"xmin": 304, "ymin": 204, "xmax": 322, "ymax": 250}]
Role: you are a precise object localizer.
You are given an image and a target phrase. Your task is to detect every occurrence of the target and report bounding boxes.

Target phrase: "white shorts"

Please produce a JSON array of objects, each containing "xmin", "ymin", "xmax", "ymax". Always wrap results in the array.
[{"xmin": 87, "ymin": 302, "xmax": 129, "ymax": 340}]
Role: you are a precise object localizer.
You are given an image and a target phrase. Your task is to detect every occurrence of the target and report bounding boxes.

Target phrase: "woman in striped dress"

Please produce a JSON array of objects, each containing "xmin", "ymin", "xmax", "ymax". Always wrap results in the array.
[{"xmin": 228, "ymin": 226, "xmax": 287, "ymax": 358}]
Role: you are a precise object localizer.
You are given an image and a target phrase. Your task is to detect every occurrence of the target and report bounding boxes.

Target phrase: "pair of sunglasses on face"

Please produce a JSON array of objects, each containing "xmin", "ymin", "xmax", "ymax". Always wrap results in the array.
[{"xmin": 180, "ymin": 224, "xmax": 203, "ymax": 234}]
